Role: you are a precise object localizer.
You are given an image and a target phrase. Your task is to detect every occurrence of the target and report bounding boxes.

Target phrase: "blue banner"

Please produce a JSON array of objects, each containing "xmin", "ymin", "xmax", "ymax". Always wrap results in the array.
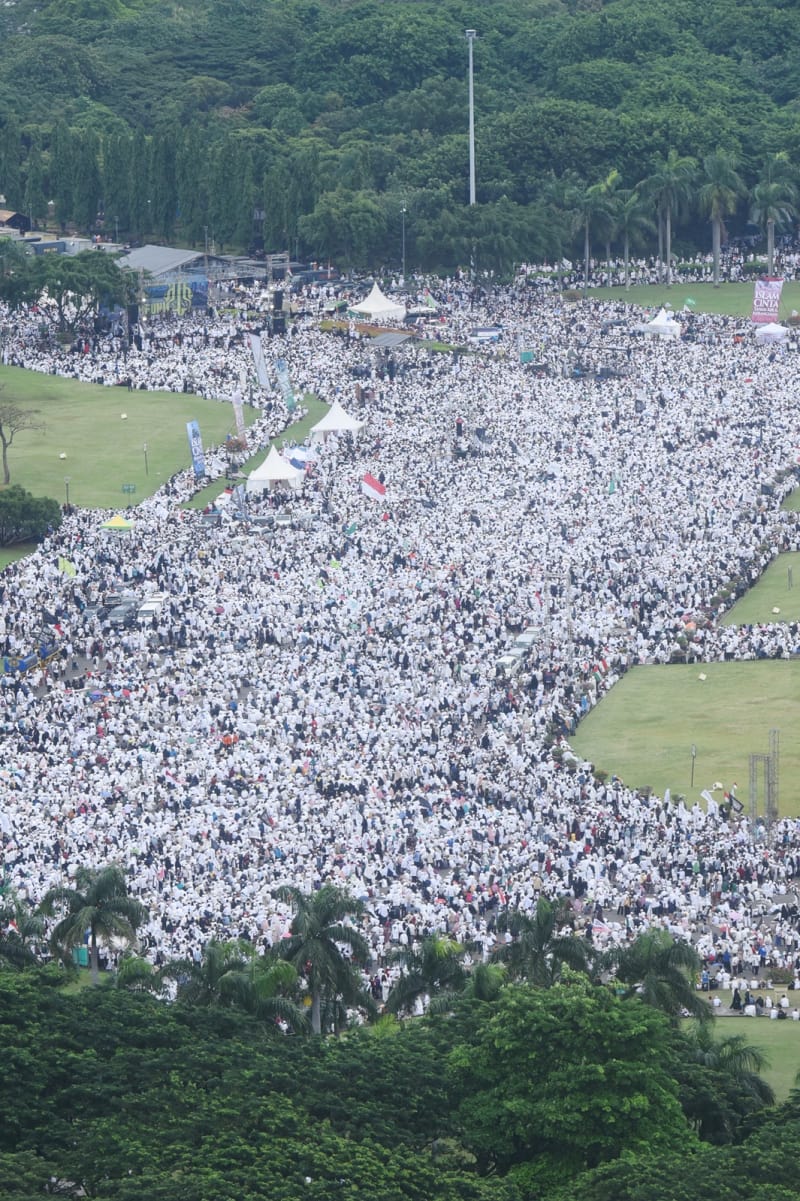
[{"xmin": 186, "ymin": 420, "xmax": 207, "ymax": 478}]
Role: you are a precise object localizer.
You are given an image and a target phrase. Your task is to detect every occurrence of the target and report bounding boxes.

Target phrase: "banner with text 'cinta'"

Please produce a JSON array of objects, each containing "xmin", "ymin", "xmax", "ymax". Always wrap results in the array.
[{"xmin": 751, "ymin": 276, "xmax": 784, "ymax": 324}]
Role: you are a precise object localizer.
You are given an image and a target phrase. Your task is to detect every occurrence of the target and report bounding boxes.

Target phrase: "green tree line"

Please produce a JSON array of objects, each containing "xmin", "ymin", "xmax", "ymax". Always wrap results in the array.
[{"xmin": 1, "ymin": 0, "xmax": 800, "ymax": 270}]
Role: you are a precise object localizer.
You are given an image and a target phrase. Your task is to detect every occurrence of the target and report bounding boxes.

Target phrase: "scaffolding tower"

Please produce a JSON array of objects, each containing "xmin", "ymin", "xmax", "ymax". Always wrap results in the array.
[{"xmin": 748, "ymin": 728, "xmax": 780, "ymax": 840}]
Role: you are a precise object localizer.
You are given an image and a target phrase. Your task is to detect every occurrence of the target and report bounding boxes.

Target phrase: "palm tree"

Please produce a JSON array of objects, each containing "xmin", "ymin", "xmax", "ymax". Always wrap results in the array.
[
  {"xmin": 115, "ymin": 953, "xmax": 165, "ymax": 994},
  {"xmin": 386, "ymin": 933, "xmax": 466, "ymax": 1017},
  {"xmin": 570, "ymin": 174, "xmax": 615, "ymax": 297},
  {"xmin": 751, "ymin": 152, "xmax": 797, "ymax": 275},
  {"xmin": 679, "ymin": 1023, "xmax": 775, "ymax": 1141},
  {"xmin": 698, "ymin": 150, "xmax": 745, "ymax": 286},
  {"xmin": 0, "ymin": 890, "xmax": 45, "ymax": 970},
  {"xmin": 616, "ymin": 189, "xmax": 656, "ymax": 289},
  {"xmin": 541, "ymin": 170, "xmax": 579, "ymax": 292},
  {"xmin": 160, "ymin": 939, "xmax": 250, "ymax": 1006},
  {"xmin": 39, "ymin": 865, "xmax": 147, "ymax": 985},
  {"xmin": 275, "ymin": 885, "xmax": 370, "ymax": 1035},
  {"xmin": 493, "ymin": 897, "xmax": 588, "ymax": 987},
  {"xmin": 463, "ymin": 960, "xmax": 506, "ymax": 1003},
  {"xmin": 683, "ymin": 1023, "xmax": 774, "ymax": 1105},
  {"xmin": 226, "ymin": 951, "xmax": 308, "ymax": 1033},
  {"xmin": 640, "ymin": 149, "xmax": 696, "ymax": 286},
  {"xmin": 609, "ymin": 930, "xmax": 711, "ymax": 1025}
]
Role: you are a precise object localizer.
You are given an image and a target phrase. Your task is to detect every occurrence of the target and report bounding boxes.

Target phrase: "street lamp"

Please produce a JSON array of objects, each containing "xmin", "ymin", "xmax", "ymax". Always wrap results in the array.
[
  {"xmin": 401, "ymin": 206, "xmax": 407, "ymax": 280},
  {"xmin": 466, "ymin": 30, "xmax": 477, "ymax": 206},
  {"xmin": 64, "ymin": 476, "xmax": 71, "ymax": 506},
  {"xmin": 143, "ymin": 442, "xmax": 149, "ymax": 476}
]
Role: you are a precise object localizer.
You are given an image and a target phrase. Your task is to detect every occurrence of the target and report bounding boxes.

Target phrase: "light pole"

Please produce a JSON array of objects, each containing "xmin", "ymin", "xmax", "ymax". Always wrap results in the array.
[
  {"xmin": 401, "ymin": 206, "xmax": 406, "ymax": 280},
  {"xmin": 466, "ymin": 30, "xmax": 477, "ymax": 206},
  {"xmin": 64, "ymin": 476, "xmax": 71, "ymax": 506},
  {"xmin": 114, "ymin": 215, "xmax": 119, "ymax": 243},
  {"xmin": 143, "ymin": 442, "xmax": 149, "ymax": 476}
]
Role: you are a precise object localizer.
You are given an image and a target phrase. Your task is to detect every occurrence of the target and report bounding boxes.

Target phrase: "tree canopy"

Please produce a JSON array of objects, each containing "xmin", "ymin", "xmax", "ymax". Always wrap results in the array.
[{"xmin": 1, "ymin": 0, "xmax": 800, "ymax": 269}]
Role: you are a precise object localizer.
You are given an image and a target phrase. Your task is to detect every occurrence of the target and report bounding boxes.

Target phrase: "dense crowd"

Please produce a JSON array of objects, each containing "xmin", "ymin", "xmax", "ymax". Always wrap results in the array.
[{"xmin": 2, "ymin": 275, "xmax": 800, "ymax": 998}]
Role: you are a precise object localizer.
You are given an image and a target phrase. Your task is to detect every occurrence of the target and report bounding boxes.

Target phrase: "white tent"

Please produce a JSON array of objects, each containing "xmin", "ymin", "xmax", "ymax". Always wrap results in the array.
[
  {"xmin": 755, "ymin": 321, "xmax": 788, "ymax": 344},
  {"xmin": 245, "ymin": 445, "xmax": 304, "ymax": 494},
  {"xmin": 309, "ymin": 400, "xmax": 365, "ymax": 442},
  {"xmin": 349, "ymin": 282, "xmax": 406, "ymax": 322},
  {"xmin": 638, "ymin": 308, "xmax": 682, "ymax": 339}
]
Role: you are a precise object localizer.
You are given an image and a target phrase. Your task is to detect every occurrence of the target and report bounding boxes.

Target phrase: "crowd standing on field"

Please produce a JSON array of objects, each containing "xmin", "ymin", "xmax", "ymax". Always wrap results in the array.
[{"xmin": 3, "ymin": 270, "xmax": 800, "ymax": 1001}]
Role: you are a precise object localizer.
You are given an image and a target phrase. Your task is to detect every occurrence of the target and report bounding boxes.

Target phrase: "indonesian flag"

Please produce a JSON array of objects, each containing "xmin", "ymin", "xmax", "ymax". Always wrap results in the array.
[{"xmin": 361, "ymin": 472, "xmax": 386, "ymax": 501}]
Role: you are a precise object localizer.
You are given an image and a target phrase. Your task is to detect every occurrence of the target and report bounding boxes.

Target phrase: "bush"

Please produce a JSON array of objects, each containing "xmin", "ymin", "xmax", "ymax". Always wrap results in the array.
[{"xmin": 0, "ymin": 484, "xmax": 62, "ymax": 546}]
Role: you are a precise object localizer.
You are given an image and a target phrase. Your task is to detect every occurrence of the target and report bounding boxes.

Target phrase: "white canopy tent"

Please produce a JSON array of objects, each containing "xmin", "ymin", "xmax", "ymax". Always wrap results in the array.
[
  {"xmin": 349, "ymin": 282, "xmax": 406, "ymax": 322},
  {"xmin": 755, "ymin": 321, "xmax": 788, "ymax": 344},
  {"xmin": 638, "ymin": 308, "xmax": 682, "ymax": 339},
  {"xmin": 309, "ymin": 400, "xmax": 365, "ymax": 442},
  {"xmin": 245, "ymin": 445, "xmax": 304, "ymax": 494}
]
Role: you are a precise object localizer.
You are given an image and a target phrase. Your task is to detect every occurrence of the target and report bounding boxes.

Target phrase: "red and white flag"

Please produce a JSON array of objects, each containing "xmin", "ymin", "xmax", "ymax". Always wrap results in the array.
[{"xmin": 361, "ymin": 472, "xmax": 386, "ymax": 501}]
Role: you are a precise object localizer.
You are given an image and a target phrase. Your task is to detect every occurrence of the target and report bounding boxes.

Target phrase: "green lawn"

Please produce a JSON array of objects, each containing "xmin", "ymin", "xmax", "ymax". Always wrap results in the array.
[
  {"xmin": 586, "ymin": 279, "xmax": 800, "ymax": 318},
  {"xmin": 570, "ymin": 660, "xmax": 800, "ymax": 815},
  {"xmin": 0, "ymin": 365, "xmax": 258, "ymax": 509},
  {"xmin": 708, "ymin": 1010, "xmax": 800, "ymax": 1102},
  {"xmin": 184, "ymin": 394, "xmax": 329, "ymax": 509},
  {"xmin": 0, "ymin": 542, "xmax": 37, "ymax": 571},
  {"xmin": 722, "ymin": 553, "xmax": 800, "ymax": 626},
  {"xmin": 782, "ymin": 487, "xmax": 800, "ymax": 512}
]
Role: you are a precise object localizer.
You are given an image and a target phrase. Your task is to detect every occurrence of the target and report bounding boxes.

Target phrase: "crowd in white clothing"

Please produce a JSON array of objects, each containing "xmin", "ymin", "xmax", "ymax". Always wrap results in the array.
[{"xmin": 2, "ymin": 276, "xmax": 800, "ymax": 996}]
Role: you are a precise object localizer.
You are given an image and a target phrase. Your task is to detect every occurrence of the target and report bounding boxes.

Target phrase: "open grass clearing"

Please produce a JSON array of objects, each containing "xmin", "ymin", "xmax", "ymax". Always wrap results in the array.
[
  {"xmin": 722, "ymin": 553, "xmax": 800, "ymax": 626},
  {"xmin": 570, "ymin": 661, "xmax": 800, "ymax": 815},
  {"xmin": 0, "ymin": 542, "xmax": 38, "ymax": 571},
  {"xmin": 0, "ymin": 364, "xmax": 258, "ymax": 509},
  {"xmin": 585, "ymin": 280, "xmax": 800, "ymax": 319}
]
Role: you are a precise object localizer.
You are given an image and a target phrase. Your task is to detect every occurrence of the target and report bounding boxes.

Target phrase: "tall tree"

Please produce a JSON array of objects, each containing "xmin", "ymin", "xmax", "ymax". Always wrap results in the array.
[
  {"xmin": 275, "ymin": 884, "xmax": 370, "ymax": 1035},
  {"xmin": 570, "ymin": 174, "xmax": 615, "ymax": 297},
  {"xmin": 386, "ymin": 933, "xmax": 466, "ymax": 1016},
  {"xmin": 751, "ymin": 152, "xmax": 797, "ymax": 275},
  {"xmin": 0, "ymin": 890, "xmax": 45, "ymax": 969},
  {"xmin": 640, "ymin": 149, "xmax": 696, "ymax": 286},
  {"xmin": 698, "ymin": 150, "xmax": 745, "ymax": 287},
  {"xmin": 0, "ymin": 394, "xmax": 46, "ymax": 487},
  {"xmin": 615, "ymin": 188, "xmax": 655, "ymax": 289},
  {"xmin": 493, "ymin": 896, "xmax": 588, "ymax": 987},
  {"xmin": 608, "ymin": 930, "xmax": 710, "ymax": 1026},
  {"xmin": 40, "ymin": 865, "xmax": 147, "ymax": 985}
]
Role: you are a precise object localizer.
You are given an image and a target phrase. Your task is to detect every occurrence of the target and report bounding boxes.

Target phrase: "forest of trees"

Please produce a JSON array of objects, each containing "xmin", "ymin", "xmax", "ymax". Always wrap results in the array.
[
  {"xmin": 2, "ymin": 873, "xmax": 800, "ymax": 1198},
  {"xmin": 1, "ymin": 0, "xmax": 800, "ymax": 271}
]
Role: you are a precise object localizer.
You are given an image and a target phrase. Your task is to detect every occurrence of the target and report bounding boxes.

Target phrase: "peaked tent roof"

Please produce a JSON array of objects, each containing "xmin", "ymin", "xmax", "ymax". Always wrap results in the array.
[
  {"xmin": 309, "ymin": 400, "xmax": 365, "ymax": 438},
  {"xmin": 349, "ymin": 282, "xmax": 406, "ymax": 321},
  {"xmin": 99, "ymin": 514, "xmax": 134, "ymax": 531},
  {"xmin": 246, "ymin": 445, "xmax": 304, "ymax": 493}
]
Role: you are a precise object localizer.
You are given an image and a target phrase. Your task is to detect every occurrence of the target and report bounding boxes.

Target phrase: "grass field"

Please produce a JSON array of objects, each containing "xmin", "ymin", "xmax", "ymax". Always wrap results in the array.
[
  {"xmin": 586, "ymin": 279, "xmax": 800, "ymax": 318},
  {"xmin": 722, "ymin": 553, "xmax": 800, "ymax": 626},
  {"xmin": 0, "ymin": 542, "xmax": 37, "ymax": 571},
  {"xmin": 0, "ymin": 365, "xmax": 258, "ymax": 509},
  {"xmin": 570, "ymin": 660, "xmax": 800, "ymax": 815},
  {"xmin": 709, "ymin": 1010, "xmax": 800, "ymax": 1101}
]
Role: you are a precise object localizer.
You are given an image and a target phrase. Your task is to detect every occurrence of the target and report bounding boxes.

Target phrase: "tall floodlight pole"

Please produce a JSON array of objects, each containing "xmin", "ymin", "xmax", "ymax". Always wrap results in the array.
[
  {"xmin": 401, "ymin": 206, "xmax": 407, "ymax": 279},
  {"xmin": 466, "ymin": 30, "xmax": 477, "ymax": 206}
]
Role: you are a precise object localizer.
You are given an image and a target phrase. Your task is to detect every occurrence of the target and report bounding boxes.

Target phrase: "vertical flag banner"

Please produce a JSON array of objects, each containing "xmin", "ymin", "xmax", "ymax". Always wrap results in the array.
[
  {"xmin": 58, "ymin": 556, "xmax": 77, "ymax": 578},
  {"xmin": 751, "ymin": 277, "xmax": 784, "ymax": 323},
  {"xmin": 186, "ymin": 420, "xmax": 207, "ymax": 478},
  {"xmin": 275, "ymin": 359, "xmax": 297, "ymax": 413},
  {"xmin": 248, "ymin": 333, "xmax": 269, "ymax": 389},
  {"xmin": 231, "ymin": 389, "xmax": 246, "ymax": 441}
]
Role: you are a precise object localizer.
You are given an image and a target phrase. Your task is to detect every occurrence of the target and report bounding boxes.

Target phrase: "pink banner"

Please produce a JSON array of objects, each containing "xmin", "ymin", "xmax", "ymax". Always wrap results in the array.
[{"xmin": 751, "ymin": 277, "xmax": 783, "ymax": 323}]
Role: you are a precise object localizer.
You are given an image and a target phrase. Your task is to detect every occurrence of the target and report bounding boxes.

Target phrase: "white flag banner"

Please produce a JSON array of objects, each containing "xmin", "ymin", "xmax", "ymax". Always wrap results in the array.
[{"xmin": 751, "ymin": 277, "xmax": 783, "ymax": 324}]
